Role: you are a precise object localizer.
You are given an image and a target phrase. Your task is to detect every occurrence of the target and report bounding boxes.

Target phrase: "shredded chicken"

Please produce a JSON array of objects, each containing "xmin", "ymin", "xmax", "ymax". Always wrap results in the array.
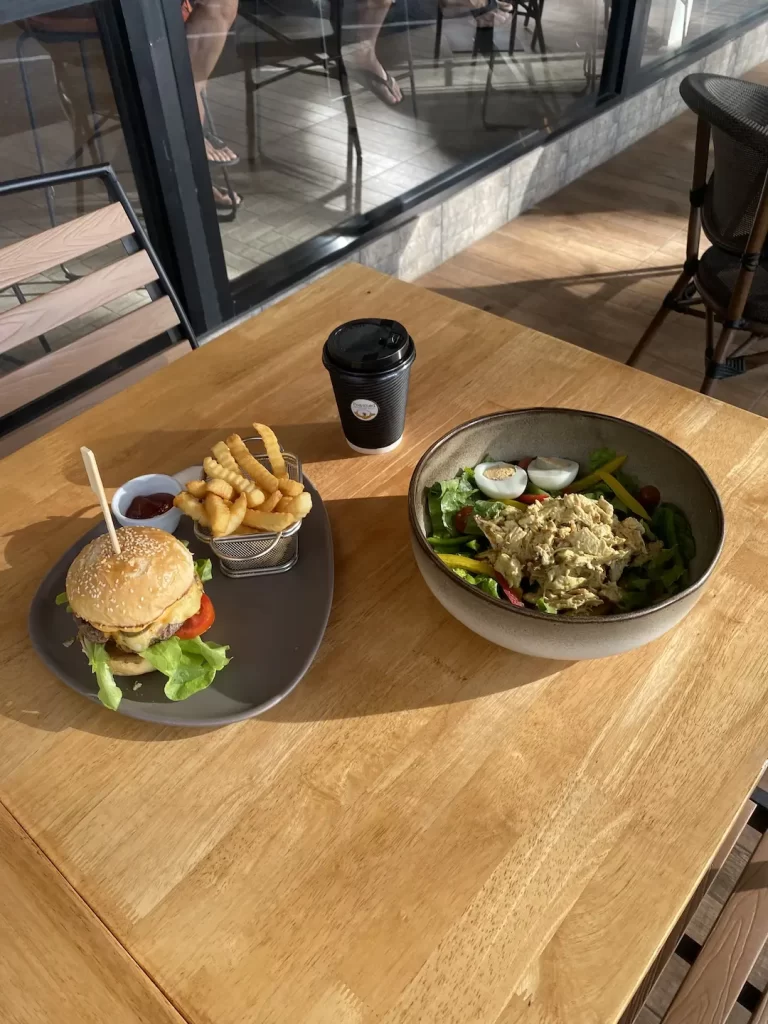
[{"xmin": 477, "ymin": 493, "xmax": 648, "ymax": 612}]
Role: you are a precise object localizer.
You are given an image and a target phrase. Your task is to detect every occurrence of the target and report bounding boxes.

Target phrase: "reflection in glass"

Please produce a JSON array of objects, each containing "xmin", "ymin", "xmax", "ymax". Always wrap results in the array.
[
  {"xmin": 187, "ymin": 0, "xmax": 608, "ymax": 279},
  {"xmin": 641, "ymin": 0, "xmax": 762, "ymax": 67}
]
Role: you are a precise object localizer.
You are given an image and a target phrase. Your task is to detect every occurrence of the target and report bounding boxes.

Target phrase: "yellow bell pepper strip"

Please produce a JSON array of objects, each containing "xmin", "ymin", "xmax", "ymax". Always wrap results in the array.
[
  {"xmin": 567, "ymin": 454, "xmax": 627, "ymax": 492},
  {"xmin": 596, "ymin": 469, "xmax": 651, "ymax": 521},
  {"xmin": 437, "ymin": 554, "xmax": 496, "ymax": 576},
  {"xmin": 501, "ymin": 498, "xmax": 527, "ymax": 510}
]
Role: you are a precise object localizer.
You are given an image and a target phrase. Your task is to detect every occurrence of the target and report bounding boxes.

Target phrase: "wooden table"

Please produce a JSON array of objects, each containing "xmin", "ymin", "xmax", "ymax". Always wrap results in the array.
[
  {"xmin": 2, "ymin": 263, "xmax": 768, "ymax": 1024},
  {"xmin": 0, "ymin": 800, "xmax": 185, "ymax": 1024}
]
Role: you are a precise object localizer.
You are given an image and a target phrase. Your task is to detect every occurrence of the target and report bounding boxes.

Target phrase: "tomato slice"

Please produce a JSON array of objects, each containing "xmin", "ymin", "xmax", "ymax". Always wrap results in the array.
[
  {"xmin": 454, "ymin": 505, "xmax": 474, "ymax": 534},
  {"xmin": 175, "ymin": 593, "xmax": 215, "ymax": 640},
  {"xmin": 517, "ymin": 457, "xmax": 534, "ymax": 470},
  {"xmin": 494, "ymin": 572, "xmax": 524, "ymax": 606},
  {"xmin": 518, "ymin": 493, "xmax": 548, "ymax": 504}
]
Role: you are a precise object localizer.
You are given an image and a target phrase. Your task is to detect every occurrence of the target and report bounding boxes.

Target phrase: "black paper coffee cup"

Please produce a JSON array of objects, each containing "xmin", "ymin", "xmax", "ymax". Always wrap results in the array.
[{"xmin": 323, "ymin": 319, "xmax": 415, "ymax": 454}]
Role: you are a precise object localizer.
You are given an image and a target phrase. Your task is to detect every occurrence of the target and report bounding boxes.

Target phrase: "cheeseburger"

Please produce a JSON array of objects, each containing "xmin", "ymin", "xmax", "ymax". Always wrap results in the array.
[{"xmin": 65, "ymin": 527, "xmax": 227, "ymax": 708}]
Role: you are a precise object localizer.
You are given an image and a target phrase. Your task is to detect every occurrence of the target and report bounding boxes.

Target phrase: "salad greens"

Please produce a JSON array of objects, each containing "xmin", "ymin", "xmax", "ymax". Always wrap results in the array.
[
  {"xmin": 194, "ymin": 558, "xmax": 213, "ymax": 582},
  {"xmin": 428, "ymin": 472, "xmax": 506, "ymax": 539},
  {"xmin": 451, "ymin": 567, "xmax": 501, "ymax": 600},
  {"xmin": 426, "ymin": 448, "xmax": 696, "ymax": 615},
  {"xmin": 142, "ymin": 635, "xmax": 230, "ymax": 702},
  {"xmin": 83, "ymin": 639, "xmax": 123, "ymax": 712}
]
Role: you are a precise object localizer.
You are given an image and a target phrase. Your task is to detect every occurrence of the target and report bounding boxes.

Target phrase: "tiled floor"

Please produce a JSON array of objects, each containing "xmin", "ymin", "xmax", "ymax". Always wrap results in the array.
[{"xmin": 418, "ymin": 61, "xmax": 768, "ymax": 417}]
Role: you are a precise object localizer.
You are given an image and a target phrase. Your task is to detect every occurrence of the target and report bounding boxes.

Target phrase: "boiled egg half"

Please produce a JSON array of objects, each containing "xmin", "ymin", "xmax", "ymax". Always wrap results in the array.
[
  {"xmin": 526, "ymin": 456, "xmax": 579, "ymax": 491},
  {"xmin": 474, "ymin": 462, "xmax": 528, "ymax": 500}
]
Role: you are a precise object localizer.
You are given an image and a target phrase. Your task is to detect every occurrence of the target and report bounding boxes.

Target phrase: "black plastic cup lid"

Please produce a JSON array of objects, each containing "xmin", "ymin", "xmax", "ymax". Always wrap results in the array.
[{"xmin": 323, "ymin": 319, "xmax": 414, "ymax": 374}]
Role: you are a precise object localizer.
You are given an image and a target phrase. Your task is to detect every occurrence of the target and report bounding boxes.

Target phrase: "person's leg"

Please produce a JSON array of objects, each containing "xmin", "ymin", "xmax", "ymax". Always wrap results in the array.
[
  {"xmin": 185, "ymin": 0, "xmax": 239, "ymax": 161},
  {"xmin": 344, "ymin": 0, "xmax": 403, "ymax": 104}
]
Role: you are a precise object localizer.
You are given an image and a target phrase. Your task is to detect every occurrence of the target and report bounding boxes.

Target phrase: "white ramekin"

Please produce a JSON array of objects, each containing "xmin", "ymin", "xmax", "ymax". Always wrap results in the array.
[{"xmin": 111, "ymin": 473, "xmax": 183, "ymax": 533}]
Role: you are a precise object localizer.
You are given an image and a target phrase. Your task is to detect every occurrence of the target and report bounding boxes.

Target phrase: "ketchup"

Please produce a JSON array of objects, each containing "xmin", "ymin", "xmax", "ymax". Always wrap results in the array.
[{"xmin": 125, "ymin": 492, "xmax": 175, "ymax": 520}]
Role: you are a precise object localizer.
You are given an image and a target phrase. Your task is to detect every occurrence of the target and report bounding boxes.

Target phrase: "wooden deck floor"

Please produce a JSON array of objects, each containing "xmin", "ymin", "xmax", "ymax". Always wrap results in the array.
[{"xmin": 418, "ymin": 62, "xmax": 768, "ymax": 416}]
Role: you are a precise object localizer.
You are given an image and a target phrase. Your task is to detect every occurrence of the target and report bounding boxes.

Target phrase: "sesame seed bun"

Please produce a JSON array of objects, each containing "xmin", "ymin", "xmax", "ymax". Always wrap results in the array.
[
  {"xmin": 105, "ymin": 646, "xmax": 157, "ymax": 677},
  {"xmin": 66, "ymin": 527, "xmax": 195, "ymax": 631}
]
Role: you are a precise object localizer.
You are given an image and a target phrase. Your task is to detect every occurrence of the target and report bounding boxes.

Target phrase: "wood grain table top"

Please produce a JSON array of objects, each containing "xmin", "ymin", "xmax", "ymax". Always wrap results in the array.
[
  {"xmin": 2, "ymin": 264, "xmax": 768, "ymax": 1024},
  {"xmin": 0, "ymin": 803, "xmax": 185, "ymax": 1024}
]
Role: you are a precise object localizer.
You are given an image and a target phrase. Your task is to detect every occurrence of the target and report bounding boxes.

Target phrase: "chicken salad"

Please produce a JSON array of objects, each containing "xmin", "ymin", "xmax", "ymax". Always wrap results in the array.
[{"xmin": 425, "ymin": 449, "xmax": 696, "ymax": 615}]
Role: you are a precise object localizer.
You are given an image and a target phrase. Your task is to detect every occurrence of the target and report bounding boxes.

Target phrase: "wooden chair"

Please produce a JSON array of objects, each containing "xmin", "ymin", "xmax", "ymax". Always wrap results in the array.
[
  {"xmin": 0, "ymin": 164, "xmax": 196, "ymax": 437},
  {"xmin": 623, "ymin": 789, "xmax": 768, "ymax": 1024},
  {"xmin": 628, "ymin": 74, "xmax": 768, "ymax": 396},
  {"xmin": 659, "ymin": 808, "xmax": 768, "ymax": 1024}
]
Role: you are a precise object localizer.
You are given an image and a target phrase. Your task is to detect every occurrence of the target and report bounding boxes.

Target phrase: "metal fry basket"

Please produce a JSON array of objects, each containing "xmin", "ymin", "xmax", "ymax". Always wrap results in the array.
[{"xmin": 194, "ymin": 440, "xmax": 303, "ymax": 578}]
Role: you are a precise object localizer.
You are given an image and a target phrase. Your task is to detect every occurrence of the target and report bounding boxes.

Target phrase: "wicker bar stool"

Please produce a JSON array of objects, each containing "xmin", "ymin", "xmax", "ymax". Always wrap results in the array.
[{"xmin": 628, "ymin": 74, "xmax": 768, "ymax": 396}]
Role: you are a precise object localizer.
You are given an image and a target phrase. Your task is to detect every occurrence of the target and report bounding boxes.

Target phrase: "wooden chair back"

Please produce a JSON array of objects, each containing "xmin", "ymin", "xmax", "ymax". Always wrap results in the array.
[{"xmin": 0, "ymin": 165, "xmax": 195, "ymax": 432}]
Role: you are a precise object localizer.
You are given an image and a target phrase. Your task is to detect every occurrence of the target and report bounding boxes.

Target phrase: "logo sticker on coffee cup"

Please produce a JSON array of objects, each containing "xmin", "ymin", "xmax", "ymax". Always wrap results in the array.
[{"xmin": 351, "ymin": 399, "xmax": 379, "ymax": 421}]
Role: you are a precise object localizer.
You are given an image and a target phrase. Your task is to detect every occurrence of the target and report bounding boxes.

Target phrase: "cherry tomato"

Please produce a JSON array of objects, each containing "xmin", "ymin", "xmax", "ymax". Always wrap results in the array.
[
  {"xmin": 518, "ymin": 493, "xmax": 548, "ymax": 504},
  {"xmin": 454, "ymin": 505, "xmax": 474, "ymax": 534},
  {"xmin": 517, "ymin": 457, "xmax": 534, "ymax": 470},
  {"xmin": 175, "ymin": 593, "xmax": 215, "ymax": 639},
  {"xmin": 637, "ymin": 485, "xmax": 661, "ymax": 511}
]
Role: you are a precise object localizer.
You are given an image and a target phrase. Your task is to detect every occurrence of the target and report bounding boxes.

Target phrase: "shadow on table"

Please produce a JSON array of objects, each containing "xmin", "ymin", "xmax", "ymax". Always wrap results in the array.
[
  {"xmin": 59, "ymin": 422, "xmax": 356, "ymax": 488},
  {"xmin": 262, "ymin": 494, "xmax": 573, "ymax": 722}
]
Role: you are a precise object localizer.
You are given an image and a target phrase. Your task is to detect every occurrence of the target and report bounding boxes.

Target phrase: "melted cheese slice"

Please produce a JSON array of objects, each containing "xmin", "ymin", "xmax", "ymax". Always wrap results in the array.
[{"xmin": 97, "ymin": 576, "xmax": 203, "ymax": 653}]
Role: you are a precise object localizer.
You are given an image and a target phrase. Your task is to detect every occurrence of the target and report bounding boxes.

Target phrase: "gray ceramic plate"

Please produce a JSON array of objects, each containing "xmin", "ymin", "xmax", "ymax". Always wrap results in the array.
[{"xmin": 28, "ymin": 476, "xmax": 333, "ymax": 727}]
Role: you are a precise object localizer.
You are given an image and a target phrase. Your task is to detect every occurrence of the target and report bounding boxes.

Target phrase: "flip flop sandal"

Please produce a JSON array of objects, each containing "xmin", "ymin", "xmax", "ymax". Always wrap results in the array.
[
  {"xmin": 204, "ymin": 129, "xmax": 240, "ymax": 167},
  {"xmin": 347, "ymin": 67, "xmax": 403, "ymax": 106},
  {"xmin": 213, "ymin": 187, "xmax": 243, "ymax": 211}
]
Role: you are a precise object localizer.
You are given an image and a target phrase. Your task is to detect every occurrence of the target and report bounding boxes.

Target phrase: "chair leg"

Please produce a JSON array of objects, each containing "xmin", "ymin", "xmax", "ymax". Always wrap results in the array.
[
  {"xmin": 532, "ymin": 0, "xmax": 546, "ymax": 54},
  {"xmin": 701, "ymin": 323, "xmax": 740, "ymax": 396},
  {"xmin": 79, "ymin": 40, "xmax": 106, "ymax": 164},
  {"xmin": 434, "ymin": 6, "xmax": 443, "ymax": 67},
  {"xmin": 480, "ymin": 30, "xmax": 496, "ymax": 129},
  {"xmin": 74, "ymin": 120, "xmax": 86, "ymax": 218},
  {"xmin": 337, "ymin": 58, "xmax": 363, "ymax": 166},
  {"xmin": 403, "ymin": 0, "xmax": 418, "ymax": 118},
  {"xmin": 331, "ymin": 0, "xmax": 362, "ymax": 167},
  {"xmin": 705, "ymin": 307, "xmax": 715, "ymax": 362},
  {"xmin": 508, "ymin": 3, "xmax": 518, "ymax": 55},
  {"xmin": 16, "ymin": 32, "xmax": 57, "ymax": 230},
  {"xmin": 245, "ymin": 63, "xmax": 256, "ymax": 169},
  {"xmin": 627, "ymin": 268, "xmax": 692, "ymax": 367}
]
